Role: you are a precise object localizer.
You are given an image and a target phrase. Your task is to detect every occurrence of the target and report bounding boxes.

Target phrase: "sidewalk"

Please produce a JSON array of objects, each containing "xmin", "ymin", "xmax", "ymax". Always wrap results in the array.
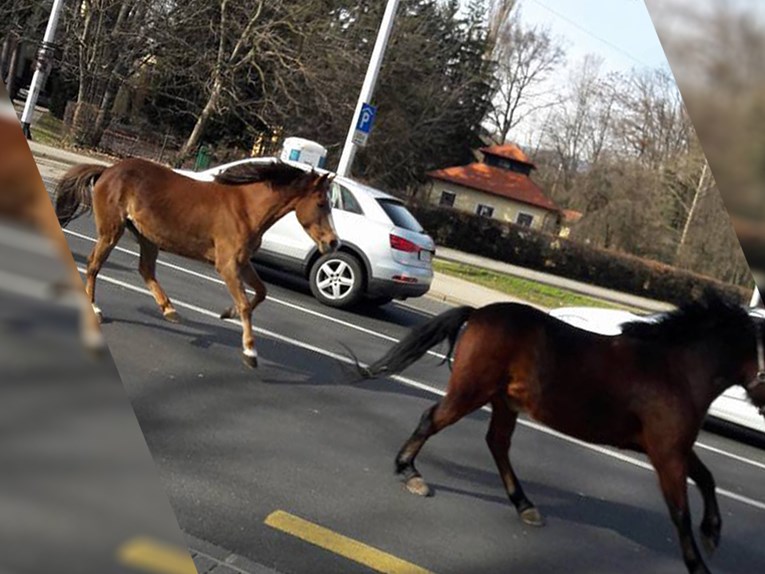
[
  {"xmin": 26, "ymin": 140, "xmax": 670, "ymax": 313},
  {"xmin": 28, "ymin": 139, "xmax": 112, "ymax": 168},
  {"xmin": 427, "ymin": 270, "xmax": 532, "ymax": 309}
]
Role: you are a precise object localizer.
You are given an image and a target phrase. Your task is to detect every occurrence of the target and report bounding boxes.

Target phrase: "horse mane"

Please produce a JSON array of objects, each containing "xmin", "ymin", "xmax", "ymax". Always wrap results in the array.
[
  {"xmin": 214, "ymin": 161, "xmax": 308, "ymax": 187},
  {"xmin": 621, "ymin": 292, "xmax": 751, "ymax": 343}
]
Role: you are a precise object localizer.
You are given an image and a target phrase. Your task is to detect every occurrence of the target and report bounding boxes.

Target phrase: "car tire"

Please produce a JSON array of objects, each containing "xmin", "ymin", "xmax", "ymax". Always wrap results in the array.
[{"xmin": 309, "ymin": 252, "xmax": 365, "ymax": 308}]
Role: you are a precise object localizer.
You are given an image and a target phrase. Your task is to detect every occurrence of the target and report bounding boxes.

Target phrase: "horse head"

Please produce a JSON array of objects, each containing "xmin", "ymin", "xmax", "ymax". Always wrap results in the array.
[{"xmin": 294, "ymin": 171, "xmax": 339, "ymax": 255}]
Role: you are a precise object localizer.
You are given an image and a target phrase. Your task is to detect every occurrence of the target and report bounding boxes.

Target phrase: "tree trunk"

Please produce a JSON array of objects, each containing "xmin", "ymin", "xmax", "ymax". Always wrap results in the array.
[
  {"xmin": 676, "ymin": 162, "xmax": 708, "ymax": 260},
  {"xmin": 179, "ymin": 79, "xmax": 222, "ymax": 160},
  {"xmin": 87, "ymin": 80, "xmax": 119, "ymax": 147},
  {"xmin": 4, "ymin": 36, "xmax": 21, "ymax": 101},
  {"xmin": 0, "ymin": 35, "xmax": 12, "ymax": 80}
]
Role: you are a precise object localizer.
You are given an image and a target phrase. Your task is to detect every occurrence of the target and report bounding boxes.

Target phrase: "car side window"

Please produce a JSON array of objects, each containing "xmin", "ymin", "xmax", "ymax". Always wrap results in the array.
[{"xmin": 340, "ymin": 186, "xmax": 364, "ymax": 215}]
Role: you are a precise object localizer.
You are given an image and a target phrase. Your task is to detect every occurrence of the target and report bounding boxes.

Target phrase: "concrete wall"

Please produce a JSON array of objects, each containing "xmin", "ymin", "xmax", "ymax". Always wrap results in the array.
[{"xmin": 427, "ymin": 180, "xmax": 553, "ymax": 231}]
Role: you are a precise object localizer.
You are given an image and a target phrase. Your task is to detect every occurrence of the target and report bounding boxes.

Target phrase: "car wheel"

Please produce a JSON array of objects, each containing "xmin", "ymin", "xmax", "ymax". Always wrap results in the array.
[{"xmin": 309, "ymin": 252, "xmax": 364, "ymax": 308}]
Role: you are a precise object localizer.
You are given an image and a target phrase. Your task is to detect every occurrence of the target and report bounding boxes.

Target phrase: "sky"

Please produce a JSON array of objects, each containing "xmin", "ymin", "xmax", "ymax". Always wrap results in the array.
[
  {"xmin": 497, "ymin": 0, "xmax": 672, "ymax": 145},
  {"xmin": 515, "ymin": 0, "xmax": 670, "ymax": 75}
]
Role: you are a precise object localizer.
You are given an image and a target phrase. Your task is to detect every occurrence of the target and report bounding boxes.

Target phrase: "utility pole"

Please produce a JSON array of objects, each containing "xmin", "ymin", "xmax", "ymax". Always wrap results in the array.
[
  {"xmin": 20, "ymin": 0, "xmax": 65, "ymax": 139},
  {"xmin": 336, "ymin": 0, "xmax": 400, "ymax": 177}
]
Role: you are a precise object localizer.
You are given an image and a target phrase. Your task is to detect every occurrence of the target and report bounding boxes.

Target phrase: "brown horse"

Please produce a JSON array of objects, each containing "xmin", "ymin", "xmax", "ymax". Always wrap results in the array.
[
  {"xmin": 358, "ymin": 296, "xmax": 765, "ymax": 574},
  {"xmin": 54, "ymin": 157, "xmax": 338, "ymax": 366},
  {"xmin": 0, "ymin": 89, "xmax": 104, "ymax": 351}
]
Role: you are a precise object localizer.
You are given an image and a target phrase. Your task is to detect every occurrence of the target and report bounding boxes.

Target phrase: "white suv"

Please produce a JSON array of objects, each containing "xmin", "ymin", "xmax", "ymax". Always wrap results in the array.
[{"xmin": 178, "ymin": 159, "xmax": 435, "ymax": 308}]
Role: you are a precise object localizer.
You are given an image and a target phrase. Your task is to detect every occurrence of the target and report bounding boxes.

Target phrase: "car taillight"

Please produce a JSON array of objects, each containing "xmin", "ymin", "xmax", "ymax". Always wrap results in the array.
[{"xmin": 389, "ymin": 234, "xmax": 420, "ymax": 253}]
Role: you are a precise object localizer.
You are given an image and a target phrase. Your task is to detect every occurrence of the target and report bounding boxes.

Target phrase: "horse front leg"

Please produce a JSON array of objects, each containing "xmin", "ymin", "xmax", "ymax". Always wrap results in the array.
[
  {"xmin": 216, "ymin": 254, "xmax": 257, "ymax": 368},
  {"xmin": 486, "ymin": 396, "xmax": 543, "ymax": 526},
  {"xmin": 220, "ymin": 263, "xmax": 266, "ymax": 320},
  {"xmin": 688, "ymin": 450, "xmax": 722, "ymax": 555},
  {"xmin": 650, "ymin": 449, "xmax": 710, "ymax": 574}
]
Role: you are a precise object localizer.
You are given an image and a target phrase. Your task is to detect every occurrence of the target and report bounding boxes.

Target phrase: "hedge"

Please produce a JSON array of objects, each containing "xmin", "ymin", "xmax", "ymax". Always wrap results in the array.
[{"xmin": 410, "ymin": 204, "xmax": 750, "ymax": 306}]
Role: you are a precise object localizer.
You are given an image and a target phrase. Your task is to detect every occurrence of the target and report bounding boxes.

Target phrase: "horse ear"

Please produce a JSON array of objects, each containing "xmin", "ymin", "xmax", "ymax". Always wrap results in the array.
[{"xmin": 315, "ymin": 172, "xmax": 331, "ymax": 189}]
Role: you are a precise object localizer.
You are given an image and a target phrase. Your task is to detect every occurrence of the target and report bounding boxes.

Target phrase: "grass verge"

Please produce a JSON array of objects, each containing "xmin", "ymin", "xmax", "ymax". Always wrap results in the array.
[
  {"xmin": 29, "ymin": 112, "xmax": 64, "ymax": 146},
  {"xmin": 433, "ymin": 259, "xmax": 632, "ymax": 310}
]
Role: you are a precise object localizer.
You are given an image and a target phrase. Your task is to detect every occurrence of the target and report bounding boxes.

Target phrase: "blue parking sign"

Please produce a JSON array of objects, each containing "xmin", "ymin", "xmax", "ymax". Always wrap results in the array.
[{"xmin": 356, "ymin": 103, "xmax": 377, "ymax": 134}]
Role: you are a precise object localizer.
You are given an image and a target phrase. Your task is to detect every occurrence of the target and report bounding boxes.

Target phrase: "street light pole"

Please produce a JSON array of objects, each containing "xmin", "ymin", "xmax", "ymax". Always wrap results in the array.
[
  {"xmin": 336, "ymin": 0, "xmax": 400, "ymax": 177},
  {"xmin": 20, "ymin": 0, "xmax": 65, "ymax": 139}
]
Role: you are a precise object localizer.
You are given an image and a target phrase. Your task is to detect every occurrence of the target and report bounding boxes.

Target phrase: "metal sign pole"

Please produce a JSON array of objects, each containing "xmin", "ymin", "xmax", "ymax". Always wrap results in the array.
[
  {"xmin": 336, "ymin": 0, "xmax": 400, "ymax": 177},
  {"xmin": 20, "ymin": 0, "xmax": 65, "ymax": 139}
]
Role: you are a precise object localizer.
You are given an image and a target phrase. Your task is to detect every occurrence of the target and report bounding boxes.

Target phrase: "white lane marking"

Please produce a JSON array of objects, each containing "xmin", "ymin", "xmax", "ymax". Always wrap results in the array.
[
  {"xmin": 64, "ymin": 229, "xmax": 448, "ymax": 362},
  {"xmin": 695, "ymin": 443, "xmax": 765, "ymax": 472},
  {"xmin": 80, "ymin": 268, "xmax": 765, "ymax": 512}
]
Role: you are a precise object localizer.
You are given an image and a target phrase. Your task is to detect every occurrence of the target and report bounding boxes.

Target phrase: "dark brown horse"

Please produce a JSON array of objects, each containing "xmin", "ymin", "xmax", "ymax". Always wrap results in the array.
[
  {"xmin": 0, "ymin": 92, "xmax": 104, "ymax": 351},
  {"xmin": 54, "ymin": 158, "xmax": 338, "ymax": 366},
  {"xmin": 359, "ymin": 297, "xmax": 765, "ymax": 574}
]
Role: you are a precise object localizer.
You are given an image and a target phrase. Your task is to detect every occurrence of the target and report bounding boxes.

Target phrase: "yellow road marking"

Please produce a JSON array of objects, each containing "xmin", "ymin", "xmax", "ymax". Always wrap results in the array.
[
  {"xmin": 265, "ymin": 510, "xmax": 434, "ymax": 574},
  {"xmin": 117, "ymin": 537, "xmax": 197, "ymax": 574}
]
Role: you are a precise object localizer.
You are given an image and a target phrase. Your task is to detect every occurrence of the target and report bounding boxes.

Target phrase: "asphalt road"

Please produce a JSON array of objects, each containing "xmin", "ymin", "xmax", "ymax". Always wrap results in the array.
[{"xmin": 43, "ymin": 173, "xmax": 765, "ymax": 574}]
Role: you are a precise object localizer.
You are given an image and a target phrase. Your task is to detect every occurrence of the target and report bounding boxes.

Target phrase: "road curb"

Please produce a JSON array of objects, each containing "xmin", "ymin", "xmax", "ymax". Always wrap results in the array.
[{"xmin": 185, "ymin": 533, "xmax": 281, "ymax": 574}]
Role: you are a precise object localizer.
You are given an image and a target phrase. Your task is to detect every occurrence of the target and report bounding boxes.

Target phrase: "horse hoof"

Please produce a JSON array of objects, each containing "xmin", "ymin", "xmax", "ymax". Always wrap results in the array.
[
  {"xmin": 242, "ymin": 353, "xmax": 258, "ymax": 369},
  {"xmin": 701, "ymin": 533, "xmax": 719, "ymax": 556},
  {"xmin": 220, "ymin": 307, "xmax": 236, "ymax": 320},
  {"xmin": 92, "ymin": 306, "xmax": 103, "ymax": 324},
  {"xmin": 404, "ymin": 477, "xmax": 432, "ymax": 497},
  {"xmin": 164, "ymin": 310, "xmax": 181, "ymax": 323},
  {"xmin": 520, "ymin": 507, "xmax": 545, "ymax": 527}
]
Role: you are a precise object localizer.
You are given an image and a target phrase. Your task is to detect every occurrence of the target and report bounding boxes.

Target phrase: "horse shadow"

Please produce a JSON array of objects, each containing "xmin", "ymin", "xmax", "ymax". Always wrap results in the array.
[
  {"xmin": 70, "ymin": 251, "xmax": 135, "ymax": 274},
  {"xmin": 106, "ymin": 305, "xmax": 237, "ymax": 352},
  {"xmin": 423, "ymin": 458, "xmax": 758, "ymax": 565}
]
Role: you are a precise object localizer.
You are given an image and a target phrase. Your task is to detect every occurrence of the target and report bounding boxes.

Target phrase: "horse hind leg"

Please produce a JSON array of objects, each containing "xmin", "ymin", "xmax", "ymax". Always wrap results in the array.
[
  {"xmin": 134, "ymin": 231, "xmax": 179, "ymax": 322},
  {"xmin": 486, "ymin": 396, "xmax": 543, "ymax": 526},
  {"xmin": 85, "ymin": 221, "xmax": 125, "ymax": 323},
  {"xmin": 396, "ymin": 384, "xmax": 492, "ymax": 497}
]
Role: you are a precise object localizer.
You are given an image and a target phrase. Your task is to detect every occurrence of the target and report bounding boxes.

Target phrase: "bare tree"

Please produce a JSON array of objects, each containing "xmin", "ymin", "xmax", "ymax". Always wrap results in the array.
[
  {"xmin": 176, "ymin": 0, "xmax": 306, "ymax": 159},
  {"xmin": 61, "ymin": 0, "xmax": 165, "ymax": 146},
  {"xmin": 487, "ymin": 13, "xmax": 565, "ymax": 144},
  {"xmin": 1, "ymin": 0, "xmax": 47, "ymax": 99},
  {"xmin": 542, "ymin": 55, "xmax": 615, "ymax": 196},
  {"xmin": 613, "ymin": 68, "xmax": 692, "ymax": 169}
]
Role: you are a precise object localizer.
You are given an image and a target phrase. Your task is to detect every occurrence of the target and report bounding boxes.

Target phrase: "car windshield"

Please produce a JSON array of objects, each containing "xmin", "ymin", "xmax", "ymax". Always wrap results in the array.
[{"xmin": 377, "ymin": 199, "xmax": 423, "ymax": 233}]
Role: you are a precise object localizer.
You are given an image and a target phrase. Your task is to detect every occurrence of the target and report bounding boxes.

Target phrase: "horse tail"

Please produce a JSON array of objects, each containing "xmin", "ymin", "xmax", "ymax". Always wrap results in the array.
[
  {"xmin": 359, "ymin": 305, "xmax": 475, "ymax": 379},
  {"xmin": 54, "ymin": 164, "xmax": 108, "ymax": 227}
]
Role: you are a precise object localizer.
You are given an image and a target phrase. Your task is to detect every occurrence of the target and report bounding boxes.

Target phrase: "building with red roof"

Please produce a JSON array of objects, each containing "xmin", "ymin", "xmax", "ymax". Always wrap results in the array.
[{"xmin": 426, "ymin": 144, "xmax": 560, "ymax": 231}]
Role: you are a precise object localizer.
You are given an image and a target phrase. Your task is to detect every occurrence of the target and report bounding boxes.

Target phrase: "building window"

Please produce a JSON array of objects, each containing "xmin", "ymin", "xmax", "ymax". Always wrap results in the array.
[
  {"xmin": 516, "ymin": 212, "xmax": 534, "ymax": 227},
  {"xmin": 439, "ymin": 191, "xmax": 456, "ymax": 207},
  {"xmin": 476, "ymin": 204, "xmax": 494, "ymax": 218}
]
